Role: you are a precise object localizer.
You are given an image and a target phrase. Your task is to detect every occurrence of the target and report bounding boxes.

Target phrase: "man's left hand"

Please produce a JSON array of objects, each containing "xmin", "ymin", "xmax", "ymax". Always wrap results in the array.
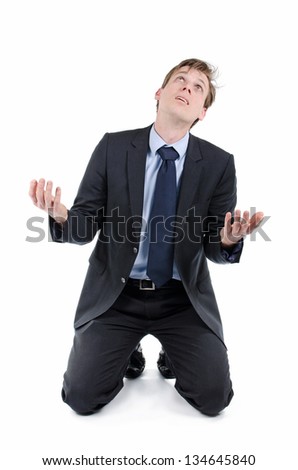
[{"xmin": 220, "ymin": 209, "xmax": 264, "ymax": 248}]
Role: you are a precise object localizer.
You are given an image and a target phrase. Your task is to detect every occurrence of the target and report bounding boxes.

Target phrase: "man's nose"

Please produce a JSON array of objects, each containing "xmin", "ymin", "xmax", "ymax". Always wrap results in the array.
[{"xmin": 182, "ymin": 85, "xmax": 191, "ymax": 94}]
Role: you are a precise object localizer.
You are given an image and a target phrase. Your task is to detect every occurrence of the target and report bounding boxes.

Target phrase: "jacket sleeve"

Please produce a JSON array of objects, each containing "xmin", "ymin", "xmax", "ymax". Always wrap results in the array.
[
  {"xmin": 203, "ymin": 153, "xmax": 243, "ymax": 264},
  {"xmin": 49, "ymin": 133, "xmax": 108, "ymax": 245}
]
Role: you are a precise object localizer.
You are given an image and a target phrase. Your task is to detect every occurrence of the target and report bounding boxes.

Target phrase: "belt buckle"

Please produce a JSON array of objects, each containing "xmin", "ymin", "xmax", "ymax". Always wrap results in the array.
[{"xmin": 139, "ymin": 279, "xmax": 156, "ymax": 290}]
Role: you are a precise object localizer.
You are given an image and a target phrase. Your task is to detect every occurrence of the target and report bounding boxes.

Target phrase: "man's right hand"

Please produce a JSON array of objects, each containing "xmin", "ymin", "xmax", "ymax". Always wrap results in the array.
[{"xmin": 29, "ymin": 178, "xmax": 68, "ymax": 224}]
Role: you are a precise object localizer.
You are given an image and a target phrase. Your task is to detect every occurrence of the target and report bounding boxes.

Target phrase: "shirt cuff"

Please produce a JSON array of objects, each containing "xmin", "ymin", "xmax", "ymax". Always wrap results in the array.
[{"xmin": 221, "ymin": 239, "xmax": 244, "ymax": 263}]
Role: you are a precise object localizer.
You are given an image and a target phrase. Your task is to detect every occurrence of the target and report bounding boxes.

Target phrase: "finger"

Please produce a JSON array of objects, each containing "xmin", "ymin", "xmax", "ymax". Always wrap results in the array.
[
  {"xmin": 29, "ymin": 180, "xmax": 38, "ymax": 204},
  {"xmin": 230, "ymin": 209, "xmax": 241, "ymax": 234},
  {"xmin": 44, "ymin": 181, "xmax": 54, "ymax": 210},
  {"xmin": 53, "ymin": 186, "xmax": 61, "ymax": 218},
  {"xmin": 223, "ymin": 212, "xmax": 233, "ymax": 238},
  {"xmin": 239, "ymin": 210, "xmax": 249, "ymax": 235},
  {"xmin": 233, "ymin": 209, "xmax": 241, "ymax": 222},
  {"xmin": 242, "ymin": 210, "xmax": 250, "ymax": 224},
  {"xmin": 53, "ymin": 186, "xmax": 61, "ymax": 211},
  {"xmin": 36, "ymin": 178, "xmax": 46, "ymax": 209},
  {"xmin": 252, "ymin": 211, "xmax": 264, "ymax": 225},
  {"xmin": 248, "ymin": 211, "xmax": 265, "ymax": 233},
  {"xmin": 53, "ymin": 187, "xmax": 67, "ymax": 223},
  {"xmin": 224, "ymin": 211, "xmax": 232, "ymax": 229}
]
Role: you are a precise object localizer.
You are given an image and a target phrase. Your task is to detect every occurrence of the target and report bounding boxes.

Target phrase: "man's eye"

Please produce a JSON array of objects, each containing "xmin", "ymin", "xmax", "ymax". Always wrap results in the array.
[{"xmin": 177, "ymin": 76, "xmax": 184, "ymax": 81}]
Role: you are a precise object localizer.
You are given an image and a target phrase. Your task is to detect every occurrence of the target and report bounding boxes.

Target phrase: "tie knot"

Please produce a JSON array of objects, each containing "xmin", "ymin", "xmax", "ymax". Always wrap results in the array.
[{"xmin": 158, "ymin": 146, "xmax": 179, "ymax": 162}]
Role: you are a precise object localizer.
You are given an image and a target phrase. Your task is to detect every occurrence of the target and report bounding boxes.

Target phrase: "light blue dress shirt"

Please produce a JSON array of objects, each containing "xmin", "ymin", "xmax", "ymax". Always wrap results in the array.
[{"xmin": 130, "ymin": 125, "xmax": 189, "ymax": 280}]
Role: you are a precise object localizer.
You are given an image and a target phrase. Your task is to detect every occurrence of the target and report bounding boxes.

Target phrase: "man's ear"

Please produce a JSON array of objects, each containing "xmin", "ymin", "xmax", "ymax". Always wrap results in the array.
[
  {"xmin": 198, "ymin": 107, "xmax": 207, "ymax": 121},
  {"xmin": 155, "ymin": 88, "xmax": 161, "ymax": 101}
]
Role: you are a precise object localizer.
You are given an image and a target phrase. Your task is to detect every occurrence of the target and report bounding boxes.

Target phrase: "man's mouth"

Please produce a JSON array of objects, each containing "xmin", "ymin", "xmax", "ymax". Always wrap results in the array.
[{"xmin": 175, "ymin": 96, "xmax": 189, "ymax": 105}]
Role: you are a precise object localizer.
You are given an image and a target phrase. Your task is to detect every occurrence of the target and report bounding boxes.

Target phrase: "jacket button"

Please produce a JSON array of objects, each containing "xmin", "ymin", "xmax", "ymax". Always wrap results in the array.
[
  {"xmin": 121, "ymin": 277, "xmax": 126, "ymax": 283},
  {"xmin": 133, "ymin": 247, "xmax": 138, "ymax": 254}
]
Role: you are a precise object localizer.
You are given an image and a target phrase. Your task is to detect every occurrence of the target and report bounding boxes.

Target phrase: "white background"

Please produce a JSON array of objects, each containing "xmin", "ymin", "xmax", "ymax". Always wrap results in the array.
[{"xmin": 1, "ymin": 0, "xmax": 297, "ymax": 468}]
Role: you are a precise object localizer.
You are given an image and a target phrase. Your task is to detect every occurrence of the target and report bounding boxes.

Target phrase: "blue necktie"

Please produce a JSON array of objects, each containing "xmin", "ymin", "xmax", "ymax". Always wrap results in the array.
[{"xmin": 146, "ymin": 146, "xmax": 179, "ymax": 287}]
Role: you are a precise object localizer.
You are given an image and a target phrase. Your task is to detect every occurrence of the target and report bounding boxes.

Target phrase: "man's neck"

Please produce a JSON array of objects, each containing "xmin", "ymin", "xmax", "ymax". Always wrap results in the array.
[{"xmin": 154, "ymin": 118, "xmax": 190, "ymax": 144}]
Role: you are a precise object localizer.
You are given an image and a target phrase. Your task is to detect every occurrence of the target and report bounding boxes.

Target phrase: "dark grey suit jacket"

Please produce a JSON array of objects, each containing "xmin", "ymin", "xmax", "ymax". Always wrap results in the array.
[{"xmin": 50, "ymin": 125, "xmax": 242, "ymax": 342}]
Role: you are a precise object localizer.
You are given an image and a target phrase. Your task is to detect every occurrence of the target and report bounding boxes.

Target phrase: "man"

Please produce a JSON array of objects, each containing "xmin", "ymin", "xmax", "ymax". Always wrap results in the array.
[{"xmin": 29, "ymin": 58, "xmax": 263, "ymax": 416}]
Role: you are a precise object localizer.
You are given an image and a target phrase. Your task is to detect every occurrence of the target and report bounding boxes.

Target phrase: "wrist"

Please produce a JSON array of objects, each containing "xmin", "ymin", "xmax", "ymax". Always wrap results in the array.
[
  {"xmin": 50, "ymin": 211, "xmax": 68, "ymax": 224},
  {"xmin": 221, "ymin": 239, "xmax": 237, "ymax": 249}
]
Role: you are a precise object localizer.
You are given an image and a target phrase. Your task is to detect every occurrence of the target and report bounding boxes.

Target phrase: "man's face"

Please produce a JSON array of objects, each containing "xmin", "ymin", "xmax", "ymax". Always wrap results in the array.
[{"xmin": 155, "ymin": 66, "xmax": 209, "ymax": 126}]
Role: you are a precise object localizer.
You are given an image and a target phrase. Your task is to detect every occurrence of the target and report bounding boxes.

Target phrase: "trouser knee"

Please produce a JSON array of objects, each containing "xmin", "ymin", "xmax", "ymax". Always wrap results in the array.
[
  {"xmin": 61, "ymin": 373, "xmax": 124, "ymax": 415},
  {"xmin": 197, "ymin": 386, "xmax": 234, "ymax": 416},
  {"xmin": 176, "ymin": 381, "xmax": 234, "ymax": 416},
  {"xmin": 61, "ymin": 385, "xmax": 105, "ymax": 415}
]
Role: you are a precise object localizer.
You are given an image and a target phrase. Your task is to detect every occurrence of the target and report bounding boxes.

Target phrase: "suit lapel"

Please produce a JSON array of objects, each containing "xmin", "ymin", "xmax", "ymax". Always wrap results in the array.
[
  {"xmin": 127, "ymin": 125, "xmax": 151, "ymax": 221},
  {"xmin": 176, "ymin": 134, "xmax": 204, "ymax": 217}
]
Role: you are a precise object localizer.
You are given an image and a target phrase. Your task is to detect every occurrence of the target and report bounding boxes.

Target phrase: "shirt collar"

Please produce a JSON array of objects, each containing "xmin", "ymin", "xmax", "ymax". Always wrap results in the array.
[{"xmin": 149, "ymin": 124, "xmax": 189, "ymax": 159}]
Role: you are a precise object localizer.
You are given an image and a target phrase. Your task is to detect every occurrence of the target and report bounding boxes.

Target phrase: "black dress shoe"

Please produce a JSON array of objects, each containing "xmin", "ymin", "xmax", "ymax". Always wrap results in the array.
[
  {"xmin": 125, "ymin": 344, "xmax": 146, "ymax": 379},
  {"xmin": 157, "ymin": 349, "xmax": 175, "ymax": 379}
]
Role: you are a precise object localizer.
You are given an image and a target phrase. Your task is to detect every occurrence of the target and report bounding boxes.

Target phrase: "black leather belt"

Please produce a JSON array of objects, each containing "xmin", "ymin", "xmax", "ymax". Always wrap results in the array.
[{"xmin": 127, "ymin": 278, "xmax": 183, "ymax": 290}]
